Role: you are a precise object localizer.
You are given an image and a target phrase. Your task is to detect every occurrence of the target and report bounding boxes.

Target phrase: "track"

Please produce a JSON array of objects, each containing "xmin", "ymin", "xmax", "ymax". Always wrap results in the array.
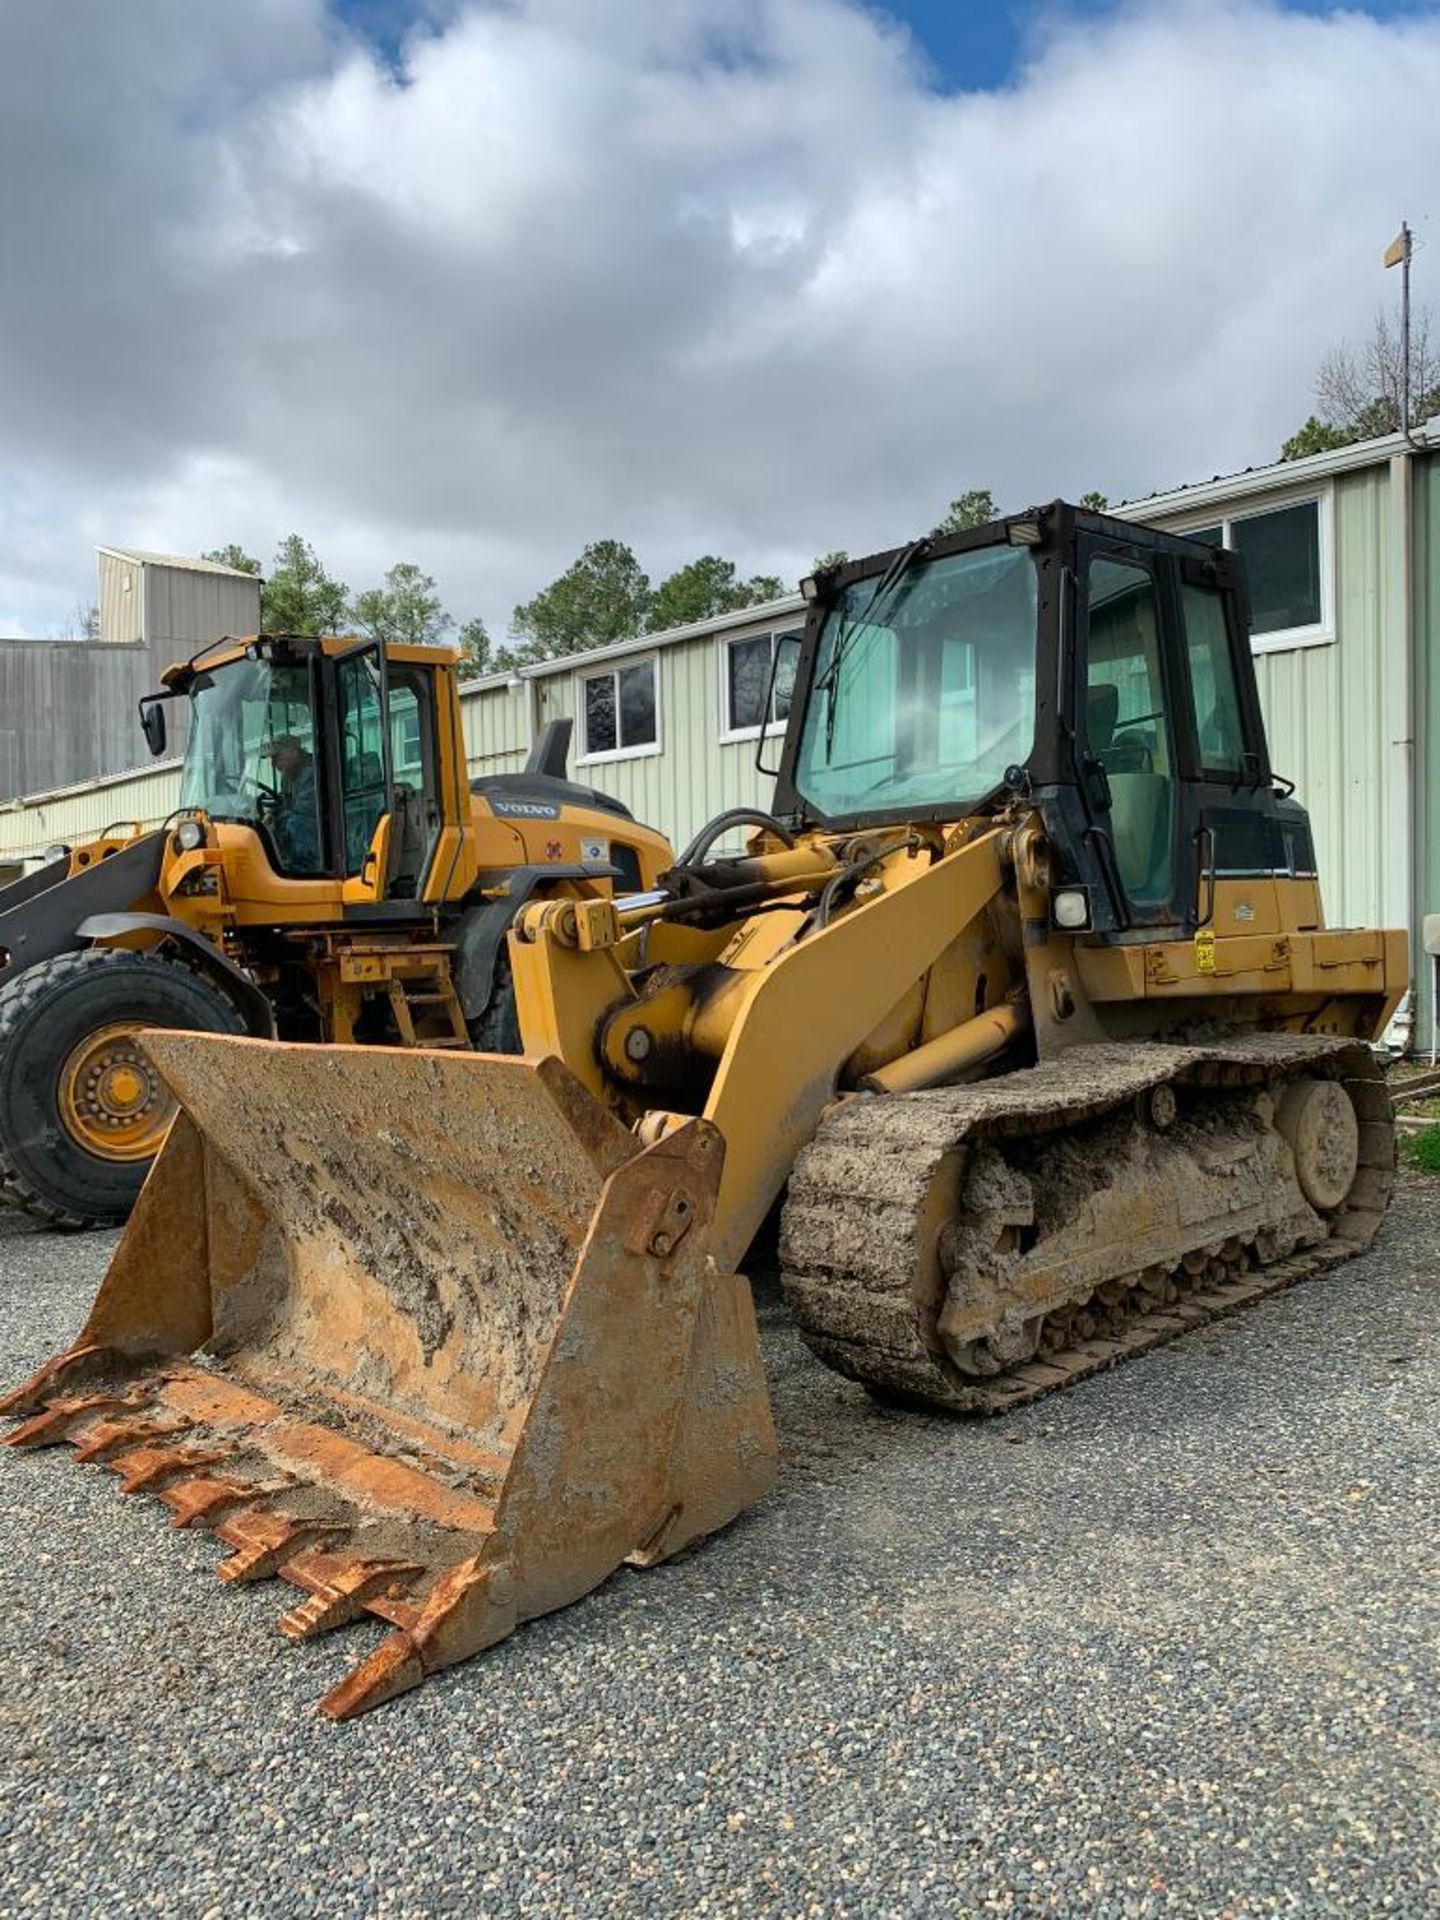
[{"xmin": 780, "ymin": 1033, "xmax": 1394, "ymax": 1414}]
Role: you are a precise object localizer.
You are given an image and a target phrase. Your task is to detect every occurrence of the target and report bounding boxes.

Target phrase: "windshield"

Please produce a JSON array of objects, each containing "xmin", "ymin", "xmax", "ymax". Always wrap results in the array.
[
  {"xmin": 792, "ymin": 542, "xmax": 1038, "ymax": 820},
  {"xmin": 178, "ymin": 657, "xmax": 325, "ymax": 875}
]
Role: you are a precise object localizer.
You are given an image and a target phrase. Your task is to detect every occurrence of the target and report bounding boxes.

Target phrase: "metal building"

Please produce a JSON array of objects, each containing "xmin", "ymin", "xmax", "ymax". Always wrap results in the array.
[{"xmin": 0, "ymin": 548, "xmax": 259, "ymax": 805}]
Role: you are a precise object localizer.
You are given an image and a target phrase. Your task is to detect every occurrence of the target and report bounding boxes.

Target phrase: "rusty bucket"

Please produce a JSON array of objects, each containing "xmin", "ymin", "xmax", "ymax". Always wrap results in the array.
[{"xmin": 3, "ymin": 1035, "xmax": 777, "ymax": 1717}]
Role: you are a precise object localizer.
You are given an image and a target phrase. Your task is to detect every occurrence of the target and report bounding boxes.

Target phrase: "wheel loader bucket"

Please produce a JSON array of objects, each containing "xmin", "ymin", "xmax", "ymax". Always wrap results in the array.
[{"xmin": 2, "ymin": 1035, "xmax": 777, "ymax": 1718}]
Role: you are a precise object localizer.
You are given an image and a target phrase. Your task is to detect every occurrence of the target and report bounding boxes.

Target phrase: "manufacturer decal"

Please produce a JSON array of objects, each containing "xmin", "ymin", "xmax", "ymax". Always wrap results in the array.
[{"xmin": 491, "ymin": 798, "xmax": 561, "ymax": 820}]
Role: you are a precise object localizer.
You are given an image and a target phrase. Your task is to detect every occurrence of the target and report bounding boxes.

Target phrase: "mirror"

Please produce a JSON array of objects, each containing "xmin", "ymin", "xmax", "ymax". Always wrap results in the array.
[{"xmin": 139, "ymin": 698, "xmax": 167, "ymax": 758}]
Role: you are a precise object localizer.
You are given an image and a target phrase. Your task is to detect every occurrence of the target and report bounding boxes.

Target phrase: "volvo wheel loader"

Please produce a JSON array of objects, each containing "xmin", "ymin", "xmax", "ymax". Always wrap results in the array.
[
  {"xmin": 0, "ymin": 634, "xmax": 671, "ymax": 1227},
  {"xmin": 4, "ymin": 504, "xmax": 1405, "ymax": 1718}
]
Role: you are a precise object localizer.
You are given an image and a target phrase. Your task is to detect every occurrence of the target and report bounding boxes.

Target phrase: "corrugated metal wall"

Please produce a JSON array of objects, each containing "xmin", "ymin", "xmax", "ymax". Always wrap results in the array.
[
  {"xmin": 0, "ymin": 762, "xmax": 183, "ymax": 859},
  {"xmin": 148, "ymin": 569, "xmax": 260, "ymax": 650},
  {"xmin": 461, "ymin": 678, "xmax": 530, "ymax": 768},
  {"xmin": 0, "ymin": 559, "xmax": 260, "ymax": 810},
  {"xmin": 98, "ymin": 552, "xmax": 142, "ymax": 643},
  {"xmin": 0, "ymin": 641, "xmax": 164, "ymax": 809},
  {"xmin": 526, "ymin": 617, "xmax": 792, "ymax": 851},
  {"xmin": 1412, "ymin": 456, "xmax": 1440, "ymax": 1043},
  {"xmin": 1246, "ymin": 468, "xmax": 1391, "ymax": 933}
]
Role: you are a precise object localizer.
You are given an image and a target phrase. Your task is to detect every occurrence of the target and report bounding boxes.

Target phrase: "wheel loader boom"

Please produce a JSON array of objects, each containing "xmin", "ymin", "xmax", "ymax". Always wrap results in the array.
[{"xmin": 4, "ymin": 502, "xmax": 1405, "ymax": 1715}]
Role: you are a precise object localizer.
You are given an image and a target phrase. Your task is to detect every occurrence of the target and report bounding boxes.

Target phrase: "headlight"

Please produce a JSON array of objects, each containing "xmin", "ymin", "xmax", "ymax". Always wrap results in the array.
[
  {"xmin": 174, "ymin": 819, "xmax": 205, "ymax": 853},
  {"xmin": 1053, "ymin": 888, "xmax": 1090, "ymax": 930}
]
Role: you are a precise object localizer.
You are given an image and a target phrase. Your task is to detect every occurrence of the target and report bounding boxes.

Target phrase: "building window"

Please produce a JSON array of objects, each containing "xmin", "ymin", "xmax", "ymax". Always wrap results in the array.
[
  {"xmin": 722, "ymin": 629, "xmax": 802, "ymax": 739},
  {"xmin": 1187, "ymin": 492, "xmax": 1331, "ymax": 652},
  {"xmin": 578, "ymin": 656, "xmax": 659, "ymax": 762}
]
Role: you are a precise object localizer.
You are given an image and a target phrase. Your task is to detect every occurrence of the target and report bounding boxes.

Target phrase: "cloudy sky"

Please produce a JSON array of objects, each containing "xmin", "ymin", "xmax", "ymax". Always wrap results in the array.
[{"xmin": 1, "ymin": 0, "xmax": 1437, "ymax": 637}]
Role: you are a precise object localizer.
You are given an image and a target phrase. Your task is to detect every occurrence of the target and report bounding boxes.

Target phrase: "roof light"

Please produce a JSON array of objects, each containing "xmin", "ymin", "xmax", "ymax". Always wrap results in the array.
[
  {"xmin": 800, "ymin": 574, "xmax": 821, "ymax": 603},
  {"xmin": 1006, "ymin": 520, "xmax": 1042, "ymax": 547}
]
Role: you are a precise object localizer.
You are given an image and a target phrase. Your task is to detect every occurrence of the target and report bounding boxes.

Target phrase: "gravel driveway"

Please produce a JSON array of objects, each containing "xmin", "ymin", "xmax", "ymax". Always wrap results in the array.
[{"xmin": 0, "ymin": 1185, "xmax": 1435, "ymax": 1918}]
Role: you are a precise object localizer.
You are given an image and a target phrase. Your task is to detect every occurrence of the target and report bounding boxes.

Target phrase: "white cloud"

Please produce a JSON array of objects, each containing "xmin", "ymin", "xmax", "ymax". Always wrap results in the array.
[{"xmin": 2, "ymin": 0, "xmax": 1438, "ymax": 635}]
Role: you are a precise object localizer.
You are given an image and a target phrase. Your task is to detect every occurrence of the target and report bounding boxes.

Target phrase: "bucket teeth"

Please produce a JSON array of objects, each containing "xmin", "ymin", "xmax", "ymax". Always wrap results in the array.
[
  {"xmin": 5, "ymin": 1392, "xmax": 132, "ymax": 1450},
  {"xmin": 72, "ymin": 1413, "xmax": 190, "ymax": 1464},
  {"xmin": 277, "ymin": 1554, "xmax": 423, "ymax": 1641},
  {"xmin": 214, "ymin": 1510, "xmax": 349, "ymax": 1586},
  {"xmin": 160, "ymin": 1472, "xmax": 288, "ymax": 1530},
  {"xmin": 111, "ymin": 1442, "xmax": 232, "ymax": 1494},
  {"xmin": 0, "ymin": 1344, "xmax": 113, "ymax": 1419},
  {"xmin": 321, "ymin": 1634, "xmax": 428, "ymax": 1722}
]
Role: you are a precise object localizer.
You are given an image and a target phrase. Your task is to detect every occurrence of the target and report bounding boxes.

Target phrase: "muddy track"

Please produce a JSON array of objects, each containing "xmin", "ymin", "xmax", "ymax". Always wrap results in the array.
[{"xmin": 779, "ymin": 1033, "xmax": 1394, "ymax": 1414}]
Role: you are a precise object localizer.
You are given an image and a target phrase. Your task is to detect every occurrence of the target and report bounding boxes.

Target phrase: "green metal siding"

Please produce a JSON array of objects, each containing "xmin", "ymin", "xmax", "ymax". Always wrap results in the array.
[
  {"xmin": 461, "ymin": 679, "xmax": 530, "ymax": 769},
  {"xmin": 1252, "ymin": 469, "xmax": 1390, "ymax": 931},
  {"xmin": 1412, "ymin": 454, "xmax": 1440, "ymax": 1044},
  {"xmin": 528, "ymin": 626, "xmax": 788, "ymax": 851}
]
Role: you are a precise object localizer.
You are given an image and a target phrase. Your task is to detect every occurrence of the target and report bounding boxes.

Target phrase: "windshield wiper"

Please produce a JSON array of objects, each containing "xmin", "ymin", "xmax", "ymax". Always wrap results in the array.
[{"xmin": 819, "ymin": 538, "xmax": 928, "ymax": 761}]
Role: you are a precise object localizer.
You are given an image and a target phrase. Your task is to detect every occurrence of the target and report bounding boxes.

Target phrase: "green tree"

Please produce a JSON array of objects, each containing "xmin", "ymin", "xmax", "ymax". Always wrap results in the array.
[
  {"xmin": 1078, "ymin": 491, "xmax": 1109, "ymax": 513},
  {"xmin": 933, "ymin": 488, "xmax": 995, "ymax": 535},
  {"xmin": 262, "ymin": 535, "xmax": 348, "ymax": 634},
  {"xmin": 509, "ymin": 539, "xmax": 652, "ymax": 662},
  {"xmin": 351, "ymin": 561, "xmax": 452, "ymax": 648},
  {"xmin": 811, "ymin": 548, "xmax": 848, "ymax": 572},
  {"xmin": 456, "ymin": 616, "xmax": 495, "ymax": 681},
  {"xmin": 202, "ymin": 544, "xmax": 261, "ymax": 575},
  {"xmin": 1282, "ymin": 306, "xmax": 1440, "ymax": 459},
  {"xmin": 646, "ymin": 555, "xmax": 785, "ymax": 633}
]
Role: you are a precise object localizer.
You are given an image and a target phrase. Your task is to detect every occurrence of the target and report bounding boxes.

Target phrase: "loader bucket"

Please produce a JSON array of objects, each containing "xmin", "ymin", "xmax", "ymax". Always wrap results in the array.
[{"xmin": 2, "ymin": 1035, "xmax": 777, "ymax": 1718}]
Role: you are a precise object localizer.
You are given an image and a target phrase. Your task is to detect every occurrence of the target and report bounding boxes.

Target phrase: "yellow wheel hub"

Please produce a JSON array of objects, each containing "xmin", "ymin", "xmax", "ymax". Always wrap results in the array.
[{"xmin": 59, "ymin": 1023, "xmax": 176, "ymax": 1162}]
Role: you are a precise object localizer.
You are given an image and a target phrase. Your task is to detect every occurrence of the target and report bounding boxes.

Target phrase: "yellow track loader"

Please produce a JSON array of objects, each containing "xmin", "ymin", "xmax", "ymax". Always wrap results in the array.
[
  {"xmin": 4, "ymin": 504, "xmax": 1405, "ymax": 1717},
  {"xmin": 0, "ymin": 634, "xmax": 671, "ymax": 1226}
]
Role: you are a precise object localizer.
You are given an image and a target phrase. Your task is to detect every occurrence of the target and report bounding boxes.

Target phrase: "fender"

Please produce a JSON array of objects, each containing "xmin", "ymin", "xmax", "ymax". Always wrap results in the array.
[
  {"xmin": 451, "ymin": 862, "xmax": 617, "ymax": 1023},
  {"xmin": 0, "ymin": 832, "xmax": 166, "ymax": 989},
  {"xmin": 74, "ymin": 913, "xmax": 277, "ymax": 1039}
]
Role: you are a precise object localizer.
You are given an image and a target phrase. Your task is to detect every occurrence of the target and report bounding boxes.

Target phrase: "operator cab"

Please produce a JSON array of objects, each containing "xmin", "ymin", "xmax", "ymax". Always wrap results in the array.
[
  {"xmin": 145, "ymin": 635, "xmax": 445, "ymax": 898},
  {"xmin": 774, "ymin": 500, "xmax": 1317, "ymax": 938}
]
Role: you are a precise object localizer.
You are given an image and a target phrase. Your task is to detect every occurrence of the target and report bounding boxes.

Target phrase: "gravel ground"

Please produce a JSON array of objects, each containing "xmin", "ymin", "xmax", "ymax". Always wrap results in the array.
[{"xmin": 0, "ymin": 1186, "xmax": 1436, "ymax": 1919}]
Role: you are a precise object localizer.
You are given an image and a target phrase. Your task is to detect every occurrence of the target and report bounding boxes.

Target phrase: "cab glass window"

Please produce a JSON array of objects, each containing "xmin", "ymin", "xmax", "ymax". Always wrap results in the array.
[
  {"xmin": 336, "ymin": 650, "xmax": 388, "ymax": 874},
  {"xmin": 1181, "ymin": 583, "xmax": 1245, "ymax": 772},
  {"xmin": 1085, "ymin": 556, "xmax": 1175, "ymax": 906}
]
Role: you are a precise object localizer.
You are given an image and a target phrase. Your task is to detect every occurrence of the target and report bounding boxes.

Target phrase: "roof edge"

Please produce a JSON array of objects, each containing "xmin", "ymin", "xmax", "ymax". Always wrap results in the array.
[{"xmin": 1115, "ymin": 416, "xmax": 1440, "ymax": 521}]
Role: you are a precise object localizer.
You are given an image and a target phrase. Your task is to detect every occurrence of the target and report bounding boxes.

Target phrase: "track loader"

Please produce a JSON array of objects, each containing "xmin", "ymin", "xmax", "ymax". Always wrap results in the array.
[
  {"xmin": 4, "ymin": 503, "xmax": 1405, "ymax": 1717},
  {"xmin": 0, "ymin": 634, "xmax": 671, "ymax": 1226}
]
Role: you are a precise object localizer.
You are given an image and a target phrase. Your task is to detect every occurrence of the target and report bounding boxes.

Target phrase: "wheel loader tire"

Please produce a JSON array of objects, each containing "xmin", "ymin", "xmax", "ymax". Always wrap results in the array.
[
  {"xmin": 467, "ymin": 951, "xmax": 522, "ymax": 1054},
  {"xmin": 0, "ymin": 948, "xmax": 247, "ymax": 1231}
]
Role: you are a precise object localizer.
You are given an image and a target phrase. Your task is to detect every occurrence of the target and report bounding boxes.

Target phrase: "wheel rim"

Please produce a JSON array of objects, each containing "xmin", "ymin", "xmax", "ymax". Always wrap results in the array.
[{"xmin": 58, "ymin": 1022, "xmax": 176, "ymax": 1162}]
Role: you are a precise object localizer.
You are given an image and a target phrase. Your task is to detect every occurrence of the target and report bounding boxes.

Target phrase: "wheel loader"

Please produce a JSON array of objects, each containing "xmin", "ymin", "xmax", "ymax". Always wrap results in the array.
[
  {"xmin": 0, "ymin": 633, "xmax": 672, "ymax": 1226},
  {"xmin": 3, "ymin": 503, "xmax": 1405, "ymax": 1719}
]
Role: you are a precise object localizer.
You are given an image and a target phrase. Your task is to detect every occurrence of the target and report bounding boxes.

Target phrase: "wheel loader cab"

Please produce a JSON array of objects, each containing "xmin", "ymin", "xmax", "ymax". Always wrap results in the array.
[
  {"xmin": 776, "ymin": 503, "xmax": 1311, "ymax": 940},
  {"xmin": 173, "ymin": 636, "xmax": 448, "ymax": 903}
]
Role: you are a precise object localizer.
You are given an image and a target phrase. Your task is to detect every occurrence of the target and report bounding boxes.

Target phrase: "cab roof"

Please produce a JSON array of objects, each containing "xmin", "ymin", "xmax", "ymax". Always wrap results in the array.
[{"xmin": 160, "ymin": 633, "xmax": 462, "ymax": 690}]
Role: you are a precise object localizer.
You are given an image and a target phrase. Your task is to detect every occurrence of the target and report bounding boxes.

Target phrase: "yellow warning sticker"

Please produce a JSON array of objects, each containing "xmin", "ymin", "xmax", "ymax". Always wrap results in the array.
[{"xmin": 1194, "ymin": 928, "xmax": 1217, "ymax": 975}]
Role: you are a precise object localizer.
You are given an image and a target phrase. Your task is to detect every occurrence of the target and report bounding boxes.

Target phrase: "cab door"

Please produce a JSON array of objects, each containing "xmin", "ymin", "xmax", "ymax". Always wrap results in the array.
[
  {"xmin": 1170, "ymin": 553, "xmax": 1290, "ymax": 934},
  {"xmin": 331, "ymin": 643, "xmax": 393, "ymax": 894},
  {"xmin": 1076, "ymin": 541, "xmax": 1187, "ymax": 928}
]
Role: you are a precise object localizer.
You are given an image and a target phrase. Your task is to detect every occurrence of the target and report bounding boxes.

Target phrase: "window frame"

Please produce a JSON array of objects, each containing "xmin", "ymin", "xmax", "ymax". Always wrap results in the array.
[
  {"xmin": 1168, "ymin": 483, "xmax": 1334, "ymax": 655},
  {"xmin": 574, "ymin": 651, "xmax": 662, "ymax": 767},
  {"xmin": 717, "ymin": 626, "xmax": 804, "ymax": 744}
]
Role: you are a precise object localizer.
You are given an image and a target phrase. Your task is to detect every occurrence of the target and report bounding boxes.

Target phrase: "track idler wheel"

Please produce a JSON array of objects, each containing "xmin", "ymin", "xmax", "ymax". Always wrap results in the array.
[{"xmin": 1274, "ymin": 1075, "xmax": 1360, "ymax": 1212}]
